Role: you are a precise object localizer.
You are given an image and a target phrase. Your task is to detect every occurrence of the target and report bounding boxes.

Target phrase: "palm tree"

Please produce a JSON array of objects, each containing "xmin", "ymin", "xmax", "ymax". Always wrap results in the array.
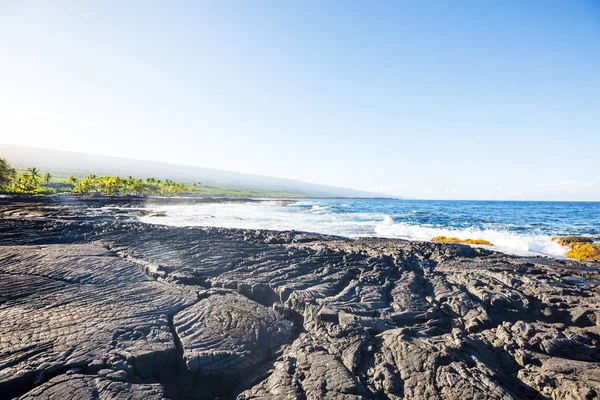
[
  {"xmin": 15, "ymin": 174, "xmax": 39, "ymax": 192},
  {"xmin": 26, "ymin": 167, "xmax": 41, "ymax": 181},
  {"xmin": 43, "ymin": 172, "xmax": 52, "ymax": 183}
]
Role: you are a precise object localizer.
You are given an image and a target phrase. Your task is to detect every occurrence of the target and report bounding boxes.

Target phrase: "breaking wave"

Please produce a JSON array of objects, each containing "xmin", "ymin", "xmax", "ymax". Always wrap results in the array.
[
  {"xmin": 374, "ymin": 216, "xmax": 567, "ymax": 257},
  {"xmin": 139, "ymin": 198, "xmax": 600, "ymax": 258}
]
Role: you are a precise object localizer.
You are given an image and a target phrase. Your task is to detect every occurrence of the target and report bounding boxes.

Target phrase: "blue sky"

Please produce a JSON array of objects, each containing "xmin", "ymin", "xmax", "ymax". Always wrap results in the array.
[{"xmin": 0, "ymin": 0, "xmax": 599, "ymax": 200}]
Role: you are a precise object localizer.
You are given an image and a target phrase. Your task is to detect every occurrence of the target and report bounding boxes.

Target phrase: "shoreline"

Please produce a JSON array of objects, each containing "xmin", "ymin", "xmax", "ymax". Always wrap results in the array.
[
  {"xmin": 134, "ymin": 197, "xmax": 584, "ymax": 260},
  {"xmin": 0, "ymin": 194, "xmax": 591, "ymax": 260},
  {"xmin": 1, "ymin": 197, "xmax": 599, "ymax": 399}
]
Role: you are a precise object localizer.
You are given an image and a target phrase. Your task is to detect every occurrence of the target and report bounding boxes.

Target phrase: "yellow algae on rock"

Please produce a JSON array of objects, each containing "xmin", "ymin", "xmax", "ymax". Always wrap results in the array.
[
  {"xmin": 431, "ymin": 236, "xmax": 462, "ymax": 243},
  {"xmin": 552, "ymin": 236, "xmax": 599, "ymax": 261},
  {"xmin": 432, "ymin": 236, "xmax": 494, "ymax": 246},
  {"xmin": 464, "ymin": 239, "xmax": 495, "ymax": 246},
  {"xmin": 565, "ymin": 243, "xmax": 600, "ymax": 261}
]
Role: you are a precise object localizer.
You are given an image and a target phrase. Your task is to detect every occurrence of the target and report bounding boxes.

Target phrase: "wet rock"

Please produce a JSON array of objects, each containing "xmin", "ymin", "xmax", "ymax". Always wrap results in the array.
[{"xmin": 552, "ymin": 236, "xmax": 594, "ymax": 246}]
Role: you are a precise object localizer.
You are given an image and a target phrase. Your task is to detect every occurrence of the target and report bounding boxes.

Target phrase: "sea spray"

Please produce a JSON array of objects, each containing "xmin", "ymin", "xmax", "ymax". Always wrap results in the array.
[{"xmin": 139, "ymin": 198, "xmax": 600, "ymax": 258}]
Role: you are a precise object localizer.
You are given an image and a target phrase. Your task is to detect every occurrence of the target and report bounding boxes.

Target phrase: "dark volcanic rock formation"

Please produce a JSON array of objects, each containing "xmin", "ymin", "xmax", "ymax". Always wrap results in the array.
[
  {"xmin": 0, "ymin": 243, "xmax": 196, "ymax": 399},
  {"xmin": 0, "ymin": 197, "xmax": 599, "ymax": 399},
  {"xmin": 174, "ymin": 290, "xmax": 294, "ymax": 375},
  {"xmin": 18, "ymin": 373, "xmax": 165, "ymax": 399}
]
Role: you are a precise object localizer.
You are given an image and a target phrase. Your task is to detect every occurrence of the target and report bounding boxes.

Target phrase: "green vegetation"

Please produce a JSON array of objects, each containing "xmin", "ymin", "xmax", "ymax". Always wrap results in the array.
[
  {"xmin": 187, "ymin": 184, "xmax": 314, "ymax": 198},
  {"xmin": 73, "ymin": 176, "xmax": 191, "ymax": 196},
  {"xmin": 0, "ymin": 158, "xmax": 315, "ymax": 198},
  {"xmin": 7, "ymin": 164, "xmax": 48, "ymax": 194},
  {"xmin": 0, "ymin": 157, "xmax": 194, "ymax": 196},
  {"xmin": 0, "ymin": 158, "xmax": 17, "ymax": 190},
  {"xmin": 13, "ymin": 173, "xmax": 42, "ymax": 193}
]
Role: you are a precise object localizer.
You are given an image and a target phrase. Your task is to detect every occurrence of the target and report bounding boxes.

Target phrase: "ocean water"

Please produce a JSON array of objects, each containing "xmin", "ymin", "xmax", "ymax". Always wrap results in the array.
[{"xmin": 139, "ymin": 199, "xmax": 600, "ymax": 258}]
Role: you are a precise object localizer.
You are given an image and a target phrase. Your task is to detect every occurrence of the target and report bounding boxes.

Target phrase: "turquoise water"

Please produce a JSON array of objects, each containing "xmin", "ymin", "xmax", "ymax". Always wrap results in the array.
[{"xmin": 141, "ymin": 199, "xmax": 600, "ymax": 257}]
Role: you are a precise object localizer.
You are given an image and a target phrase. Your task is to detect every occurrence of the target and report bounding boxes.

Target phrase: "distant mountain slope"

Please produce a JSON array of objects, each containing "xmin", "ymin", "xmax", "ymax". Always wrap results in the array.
[{"xmin": 0, "ymin": 144, "xmax": 388, "ymax": 198}]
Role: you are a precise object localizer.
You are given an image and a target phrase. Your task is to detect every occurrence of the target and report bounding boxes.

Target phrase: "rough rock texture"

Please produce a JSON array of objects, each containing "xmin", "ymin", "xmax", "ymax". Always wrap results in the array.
[
  {"xmin": 1, "ymin": 196, "xmax": 599, "ymax": 399},
  {"xmin": 174, "ymin": 290, "xmax": 294, "ymax": 375},
  {"xmin": 0, "ymin": 243, "xmax": 196, "ymax": 399},
  {"xmin": 18, "ymin": 372, "xmax": 166, "ymax": 399}
]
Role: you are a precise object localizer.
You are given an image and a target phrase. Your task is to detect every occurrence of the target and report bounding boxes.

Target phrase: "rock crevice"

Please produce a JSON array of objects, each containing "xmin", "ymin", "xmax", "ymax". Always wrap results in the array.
[{"xmin": 0, "ymin": 199, "xmax": 599, "ymax": 399}]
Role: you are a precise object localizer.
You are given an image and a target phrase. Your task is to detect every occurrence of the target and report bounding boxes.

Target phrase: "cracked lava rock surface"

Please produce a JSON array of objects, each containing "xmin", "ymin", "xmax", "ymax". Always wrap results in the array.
[{"xmin": 0, "ymin": 196, "xmax": 599, "ymax": 399}]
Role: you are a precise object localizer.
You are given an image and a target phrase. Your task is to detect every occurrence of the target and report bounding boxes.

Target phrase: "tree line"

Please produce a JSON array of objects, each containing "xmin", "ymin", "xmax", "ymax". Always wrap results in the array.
[
  {"xmin": 73, "ymin": 175, "xmax": 197, "ymax": 196},
  {"xmin": 0, "ymin": 158, "xmax": 199, "ymax": 196}
]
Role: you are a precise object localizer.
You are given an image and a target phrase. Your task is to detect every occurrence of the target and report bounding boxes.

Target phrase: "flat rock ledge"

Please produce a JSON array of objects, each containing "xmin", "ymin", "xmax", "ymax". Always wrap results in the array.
[{"xmin": 0, "ymin": 197, "xmax": 599, "ymax": 399}]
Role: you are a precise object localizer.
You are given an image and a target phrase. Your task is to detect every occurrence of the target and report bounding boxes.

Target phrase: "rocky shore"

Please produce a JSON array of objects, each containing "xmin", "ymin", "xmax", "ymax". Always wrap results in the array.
[{"xmin": 1, "ymin": 196, "xmax": 599, "ymax": 399}]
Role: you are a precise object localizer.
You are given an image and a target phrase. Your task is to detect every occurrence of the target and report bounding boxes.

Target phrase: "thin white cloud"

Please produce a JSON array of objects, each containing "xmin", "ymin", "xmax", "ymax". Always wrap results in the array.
[
  {"xmin": 0, "ymin": 103, "xmax": 101, "ymax": 129},
  {"xmin": 494, "ymin": 185, "xmax": 523, "ymax": 197},
  {"xmin": 536, "ymin": 180, "xmax": 596, "ymax": 190},
  {"xmin": 366, "ymin": 185, "xmax": 404, "ymax": 195}
]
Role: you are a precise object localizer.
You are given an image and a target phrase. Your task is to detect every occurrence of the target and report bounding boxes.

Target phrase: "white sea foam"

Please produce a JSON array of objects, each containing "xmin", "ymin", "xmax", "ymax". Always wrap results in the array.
[
  {"xmin": 139, "ymin": 202, "xmax": 570, "ymax": 258},
  {"xmin": 374, "ymin": 215, "xmax": 568, "ymax": 257}
]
